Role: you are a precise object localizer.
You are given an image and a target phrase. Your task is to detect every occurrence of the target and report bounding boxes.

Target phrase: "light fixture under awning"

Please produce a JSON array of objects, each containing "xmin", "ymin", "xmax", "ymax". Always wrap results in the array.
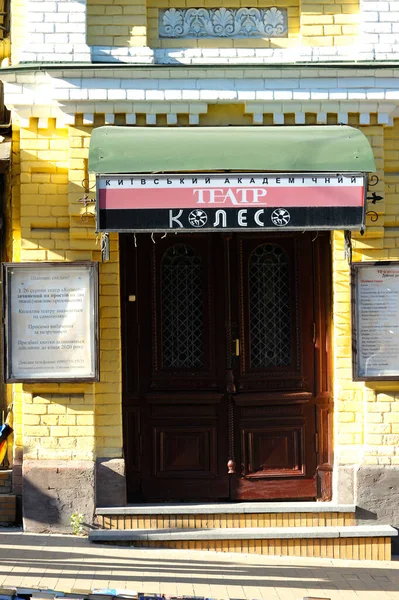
[
  {"xmin": 88, "ymin": 125, "xmax": 376, "ymax": 174},
  {"xmin": 89, "ymin": 126, "xmax": 376, "ymax": 233}
]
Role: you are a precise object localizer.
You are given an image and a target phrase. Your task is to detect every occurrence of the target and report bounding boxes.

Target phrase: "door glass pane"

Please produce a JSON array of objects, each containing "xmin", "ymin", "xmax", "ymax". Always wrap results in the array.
[
  {"xmin": 249, "ymin": 243, "xmax": 291, "ymax": 368},
  {"xmin": 161, "ymin": 244, "xmax": 203, "ymax": 369}
]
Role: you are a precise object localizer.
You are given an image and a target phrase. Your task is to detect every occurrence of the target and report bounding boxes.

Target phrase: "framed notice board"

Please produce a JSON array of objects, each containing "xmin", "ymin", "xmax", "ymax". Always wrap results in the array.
[
  {"xmin": 352, "ymin": 261, "xmax": 399, "ymax": 381},
  {"xmin": 3, "ymin": 262, "xmax": 99, "ymax": 382}
]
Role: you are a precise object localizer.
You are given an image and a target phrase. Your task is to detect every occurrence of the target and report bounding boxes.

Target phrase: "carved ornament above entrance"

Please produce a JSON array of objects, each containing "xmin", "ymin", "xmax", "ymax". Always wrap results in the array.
[{"xmin": 159, "ymin": 7, "xmax": 288, "ymax": 38}]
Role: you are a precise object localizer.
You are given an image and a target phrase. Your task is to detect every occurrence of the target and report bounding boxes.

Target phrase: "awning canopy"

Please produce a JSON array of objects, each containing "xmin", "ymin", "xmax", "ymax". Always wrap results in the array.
[
  {"xmin": 88, "ymin": 125, "xmax": 376, "ymax": 174},
  {"xmin": 91, "ymin": 125, "xmax": 375, "ymax": 233}
]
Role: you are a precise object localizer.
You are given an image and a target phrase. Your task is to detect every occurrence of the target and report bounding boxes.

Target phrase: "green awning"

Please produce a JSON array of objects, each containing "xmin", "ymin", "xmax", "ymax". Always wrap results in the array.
[{"xmin": 88, "ymin": 125, "xmax": 376, "ymax": 174}]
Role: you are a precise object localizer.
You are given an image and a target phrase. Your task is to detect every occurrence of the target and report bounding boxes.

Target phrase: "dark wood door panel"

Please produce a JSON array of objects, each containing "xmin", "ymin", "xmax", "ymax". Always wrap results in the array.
[
  {"xmin": 231, "ymin": 473, "xmax": 317, "ymax": 500},
  {"xmin": 230, "ymin": 233, "xmax": 318, "ymax": 500},
  {"xmin": 123, "ymin": 406, "xmax": 141, "ymax": 501},
  {"xmin": 140, "ymin": 402, "xmax": 229, "ymax": 501},
  {"xmin": 236, "ymin": 392, "xmax": 313, "ymax": 407},
  {"xmin": 141, "ymin": 394, "xmax": 228, "ymax": 499},
  {"xmin": 142, "ymin": 477, "xmax": 229, "ymax": 501},
  {"xmin": 150, "ymin": 404, "xmax": 220, "ymax": 418},
  {"xmin": 154, "ymin": 426, "xmax": 218, "ymax": 477},
  {"xmin": 127, "ymin": 234, "xmax": 229, "ymax": 501},
  {"xmin": 241, "ymin": 423, "xmax": 305, "ymax": 478}
]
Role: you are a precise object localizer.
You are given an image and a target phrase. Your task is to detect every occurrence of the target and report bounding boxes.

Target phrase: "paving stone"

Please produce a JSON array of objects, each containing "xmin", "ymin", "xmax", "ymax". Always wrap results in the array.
[{"xmin": 0, "ymin": 532, "xmax": 399, "ymax": 600}]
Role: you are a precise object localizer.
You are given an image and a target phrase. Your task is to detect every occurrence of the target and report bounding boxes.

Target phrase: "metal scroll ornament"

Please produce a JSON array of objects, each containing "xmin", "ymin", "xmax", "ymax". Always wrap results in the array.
[{"xmin": 159, "ymin": 7, "xmax": 288, "ymax": 38}]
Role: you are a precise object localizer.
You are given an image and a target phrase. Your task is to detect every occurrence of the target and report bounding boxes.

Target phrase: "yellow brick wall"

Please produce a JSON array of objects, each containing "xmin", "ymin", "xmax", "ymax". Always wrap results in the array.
[
  {"xmin": 23, "ymin": 393, "xmax": 95, "ymax": 460},
  {"xmin": 10, "ymin": 0, "xmax": 26, "ymax": 64},
  {"xmin": 0, "ymin": 39, "xmax": 10, "ymax": 63},
  {"xmin": 332, "ymin": 118, "xmax": 399, "ymax": 468},
  {"xmin": 11, "ymin": 116, "xmax": 123, "ymax": 464},
  {"xmin": 87, "ymin": 0, "xmax": 147, "ymax": 47},
  {"xmin": 9, "ymin": 109, "xmax": 399, "ymax": 484},
  {"xmin": 10, "ymin": 124, "xmax": 21, "ymax": 262},
  {"xmin": 86, "ymin": 0, "xmax": 360, "ymax": 48},
  {"xmin": 0, "ymin": 0, "xmax": 10, "ymax": 62},
  {"xmin": 300, "ymin": 0, "xmax": 360, "ymax": 47}
]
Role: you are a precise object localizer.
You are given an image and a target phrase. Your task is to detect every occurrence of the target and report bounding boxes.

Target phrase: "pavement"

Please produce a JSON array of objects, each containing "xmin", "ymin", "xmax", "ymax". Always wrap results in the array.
[{"xmin": 0, "ymin": 531, "xmax": 399, "ymax": 600}]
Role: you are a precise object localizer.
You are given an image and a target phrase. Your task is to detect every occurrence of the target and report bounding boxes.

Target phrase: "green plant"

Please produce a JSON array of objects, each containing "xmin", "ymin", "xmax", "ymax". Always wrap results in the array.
[{"xmin": 70, "ymin": 512, "xmax": 84, "ymax": 536}]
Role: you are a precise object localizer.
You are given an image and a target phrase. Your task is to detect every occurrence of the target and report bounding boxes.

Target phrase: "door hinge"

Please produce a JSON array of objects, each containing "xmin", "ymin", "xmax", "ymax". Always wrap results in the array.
[
  {"xmin": 315, "ymin": 432, "xmax": 319, "ymax": 453},
  {"xmin": 312, "ymin": 321, "xmax": 317, "ymax": 344}
]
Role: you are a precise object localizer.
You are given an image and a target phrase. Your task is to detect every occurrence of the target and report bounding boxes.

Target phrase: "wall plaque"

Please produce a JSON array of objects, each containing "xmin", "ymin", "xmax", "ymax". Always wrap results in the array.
[
  {"xmin": 352, "ymin": 261, "xmax": 399, "ymax": 380},
  {"xmin": 3, "ymin": 262, "xmax": 99, "ymax": 382}
]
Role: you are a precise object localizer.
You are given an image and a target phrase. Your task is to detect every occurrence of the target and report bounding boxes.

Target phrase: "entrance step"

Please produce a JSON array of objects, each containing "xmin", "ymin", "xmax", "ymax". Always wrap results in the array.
[
  {"xmin": 89, "ymin": 524, "xmax": 397, "ymax": 561},
  {"xmin": 95, "ymin": 502, "xmax": 356, "ymax": 530}
]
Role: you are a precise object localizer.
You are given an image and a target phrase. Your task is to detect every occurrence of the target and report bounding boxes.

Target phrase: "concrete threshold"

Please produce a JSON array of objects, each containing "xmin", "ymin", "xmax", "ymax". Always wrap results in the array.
[{"xmin": 95, "ymin": 502, "xmax": 356, "ymax": 516}]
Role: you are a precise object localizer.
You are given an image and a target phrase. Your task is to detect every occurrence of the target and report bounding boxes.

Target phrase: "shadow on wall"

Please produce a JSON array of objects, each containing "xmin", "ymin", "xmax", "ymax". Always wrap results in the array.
[
  {"xmin": 22, "ymin": 460, "xmax": 95, "ymax": 533},
  {"xmin": 23, "ymin": 476, "xmax": 61, "ymax": 532},
  {"xmin": 21, "ymin": 457, "xmax": 126, "ymax": 533}
]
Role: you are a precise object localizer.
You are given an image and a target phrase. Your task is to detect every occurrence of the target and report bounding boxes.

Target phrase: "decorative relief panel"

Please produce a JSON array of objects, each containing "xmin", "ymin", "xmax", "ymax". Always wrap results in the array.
[{"xmin": 159, "ymin": 7, "xmax": 288, "ymax": 38}]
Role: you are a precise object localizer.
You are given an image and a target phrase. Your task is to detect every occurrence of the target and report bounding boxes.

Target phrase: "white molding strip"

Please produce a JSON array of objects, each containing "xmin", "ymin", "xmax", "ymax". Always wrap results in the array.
[{"xmin": 2, "ymin": 66, "xmax": 399, "ymax": 127}]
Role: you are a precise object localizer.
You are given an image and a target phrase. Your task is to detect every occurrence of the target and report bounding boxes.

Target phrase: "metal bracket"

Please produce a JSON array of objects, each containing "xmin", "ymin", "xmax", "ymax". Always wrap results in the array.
[
  {"xmin": 367, "ymin": 174, "xmax": 379, "ymax": 190},
  {"xmin": 365, "ymin": 210, "xmax": 379, "ymax": 223},
  {"xmin": 101, "ymin": 232, "xmax": 110, "ymax": 262},
  {"xmin": 367, "ymin": 192, "xmax": 383, "ymax": 204},
  {"xmin": 81, "ymin": 177, "xmax": 96, "ymax": 192},
  {"xmin": 344, "ymin": 230, "xmax": 352, "ymax": 265},
  {"xmin": 77, "ymin": 195, "xmax": 96, "ymax": 223},
  {"xmin": 366, "ymin": 175, "xmax": 383, "ymax": 210}
]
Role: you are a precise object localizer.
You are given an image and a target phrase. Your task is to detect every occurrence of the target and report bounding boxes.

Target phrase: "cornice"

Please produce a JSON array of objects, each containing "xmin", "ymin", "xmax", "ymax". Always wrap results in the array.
[{"xmin": 2, "ymin": 67, "xmax": 399, "ymax": 127}]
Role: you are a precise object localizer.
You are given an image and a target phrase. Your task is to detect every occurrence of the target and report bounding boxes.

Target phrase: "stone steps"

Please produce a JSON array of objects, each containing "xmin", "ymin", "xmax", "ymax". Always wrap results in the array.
[
  {"xmin": 89, "ymin": 524, "xmax": 397, "ymax": 560},
  {"xmin": 92, "ymin": 502, "xmax": 398, "ymax": 560},
  {"xmin": 95, "ymin": 502, "xmax": 356, "ymax": 530}
]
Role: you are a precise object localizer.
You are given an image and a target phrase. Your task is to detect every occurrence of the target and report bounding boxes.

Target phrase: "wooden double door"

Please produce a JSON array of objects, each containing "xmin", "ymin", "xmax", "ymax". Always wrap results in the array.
[{"xmin": 121, "ymin": 232, "xmax": 332, "ymax": 502}]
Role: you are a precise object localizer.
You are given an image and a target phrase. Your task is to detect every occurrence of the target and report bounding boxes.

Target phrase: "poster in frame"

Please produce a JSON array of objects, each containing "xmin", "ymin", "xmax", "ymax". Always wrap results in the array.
[
  {"xmin": 3, "ymin": 261, "xmax": 99, "ymax": 383},
  {"xmin": 352, "ymin": 261, "xmax": 399, "ymax": 381}
]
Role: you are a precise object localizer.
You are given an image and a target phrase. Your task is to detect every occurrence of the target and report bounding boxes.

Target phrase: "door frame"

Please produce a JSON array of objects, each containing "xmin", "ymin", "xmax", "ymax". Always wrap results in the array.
[
  {"xmin": 312, "ymin": 233, "xmax": 334, "ymax": 501},
  {"xmin": 120, "ymin": 231, "xmax": 333, "ymax": 503}
]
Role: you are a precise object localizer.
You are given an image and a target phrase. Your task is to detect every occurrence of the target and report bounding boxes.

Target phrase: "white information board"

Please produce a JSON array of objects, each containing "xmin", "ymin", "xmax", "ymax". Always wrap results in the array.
[
  {"xmin": 352, "ymin": 262, "xmax": 399, "ymax": 380},
  {"xmin": 3, "ymin": 262, "xmax": 99, "ymax": 382}
]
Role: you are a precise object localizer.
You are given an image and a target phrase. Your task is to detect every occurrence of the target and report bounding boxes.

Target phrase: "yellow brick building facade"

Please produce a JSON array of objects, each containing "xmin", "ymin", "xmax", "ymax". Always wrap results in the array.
[{"xmin": 1, "ymin": 0, "xmax": 399, "ymax": 542}]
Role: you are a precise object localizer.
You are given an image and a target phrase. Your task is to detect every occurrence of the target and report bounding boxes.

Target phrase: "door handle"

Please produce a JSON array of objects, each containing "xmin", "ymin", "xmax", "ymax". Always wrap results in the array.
[{"xmin": 235, "ymin": 338, "xmax": 240, "ymax": 357}]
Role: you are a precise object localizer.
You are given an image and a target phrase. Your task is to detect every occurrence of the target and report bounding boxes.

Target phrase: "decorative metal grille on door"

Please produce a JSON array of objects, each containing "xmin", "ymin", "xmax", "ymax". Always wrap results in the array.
[
  {"xmin": 161, "ymin": 244, "xmax": 203, "ymax": 369},
  {"xmin": 249, "ymin": 243, "xmax": 291, "ymax": 368}
]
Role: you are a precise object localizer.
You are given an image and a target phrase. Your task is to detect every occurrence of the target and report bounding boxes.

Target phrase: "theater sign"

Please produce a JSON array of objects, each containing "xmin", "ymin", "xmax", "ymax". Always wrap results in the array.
[{"xmin": 96, "ymin": 172, "xmax": 367, "ymax": 233}]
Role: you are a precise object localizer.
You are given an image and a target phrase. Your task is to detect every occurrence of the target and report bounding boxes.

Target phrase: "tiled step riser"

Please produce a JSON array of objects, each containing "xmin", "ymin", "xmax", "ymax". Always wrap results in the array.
[
  {"xmin": 97, "ymin": 512, "xmax": 355, "ymax": 530},
  {"xmin": 101, "ymin": 537, "xmax": 391, "ymax": 560}
]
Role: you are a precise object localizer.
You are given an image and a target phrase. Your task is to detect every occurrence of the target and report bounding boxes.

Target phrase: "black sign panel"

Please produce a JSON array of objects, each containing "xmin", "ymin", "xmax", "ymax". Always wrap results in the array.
[{"xmin": 98, "ymin": 206, "xmax": 364, "ymax": 232}]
